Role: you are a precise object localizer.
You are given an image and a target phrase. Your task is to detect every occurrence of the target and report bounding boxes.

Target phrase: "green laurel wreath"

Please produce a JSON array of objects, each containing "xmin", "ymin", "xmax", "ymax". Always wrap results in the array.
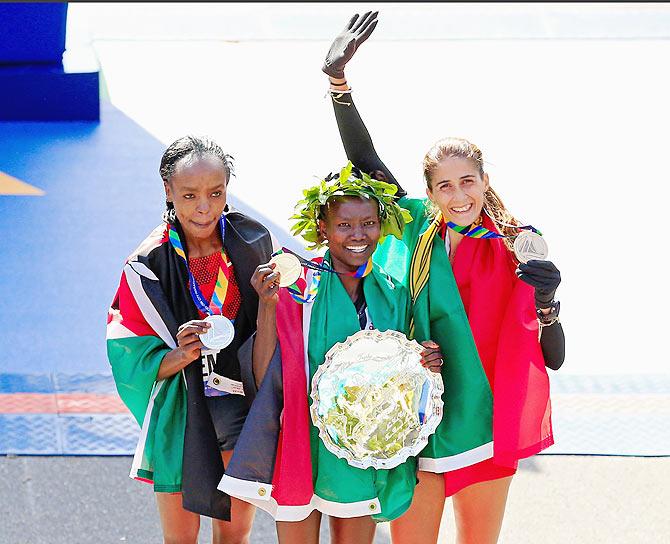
[{"xmin": 290, "ymin": 162, "xmax": 413, "ymax": 250}]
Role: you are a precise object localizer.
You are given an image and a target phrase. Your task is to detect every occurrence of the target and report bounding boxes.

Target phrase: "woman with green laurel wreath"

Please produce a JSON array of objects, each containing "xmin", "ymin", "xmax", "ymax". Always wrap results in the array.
[
  {"xmin": 217, "ymin": 164, "xmax": 444, "ymax": 544},
  {"xmin": 321, "ymin": 12, "xmax": 565, "ymax": 544}
]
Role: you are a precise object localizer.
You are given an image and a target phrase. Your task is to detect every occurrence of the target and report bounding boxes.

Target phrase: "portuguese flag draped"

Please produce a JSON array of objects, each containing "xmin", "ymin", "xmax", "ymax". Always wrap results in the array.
[{"xmin": 445, "ymin": 212, "xmax": 553, "ymax": 492}]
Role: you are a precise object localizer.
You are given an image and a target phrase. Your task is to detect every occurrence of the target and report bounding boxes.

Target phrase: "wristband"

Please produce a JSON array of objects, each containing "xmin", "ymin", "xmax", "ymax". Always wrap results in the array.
[
  {"xmin": 537, "ymin": 300, "xmax": 560, "ymax": 324},
  {"xmin": 325, "ymin": 87, "xmax": 353, "ymax": 104}
]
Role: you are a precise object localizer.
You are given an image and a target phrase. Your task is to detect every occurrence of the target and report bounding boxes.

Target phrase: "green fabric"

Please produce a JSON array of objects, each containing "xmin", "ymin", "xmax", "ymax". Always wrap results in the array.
[
  {"xmin": 374, "ymin": 197, "xmax": 493, "ymax": 461},
  {"xmin": 107, "ymin": 335, "xmax": 186, "ymax": 491},
  {"xmin": 373, "ymin": 197, "xmax": 428, "ymax": 286},
  {"xmin": 307, "ymin": 252, "xmax": 416, "ymax": 522}
]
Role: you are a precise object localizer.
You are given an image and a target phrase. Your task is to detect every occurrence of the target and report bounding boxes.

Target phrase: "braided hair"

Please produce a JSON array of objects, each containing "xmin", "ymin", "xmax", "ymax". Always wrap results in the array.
[{"xmin": 160, "ymin": 135, "xmax": 235, "ymax": 223}]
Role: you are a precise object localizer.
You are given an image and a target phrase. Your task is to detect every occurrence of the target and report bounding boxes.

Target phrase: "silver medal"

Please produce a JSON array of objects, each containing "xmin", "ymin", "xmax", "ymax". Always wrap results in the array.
[
  {"xmin": 513, "ymin": 230, "xmax": 549, "ymax": 263},
  {"xmin": 199, "ymin": 314, "xmax": 235, "ymax": 350},
  {"xmin": 269, "ymin": 253, "xmax": 302, "ymax": 287}
]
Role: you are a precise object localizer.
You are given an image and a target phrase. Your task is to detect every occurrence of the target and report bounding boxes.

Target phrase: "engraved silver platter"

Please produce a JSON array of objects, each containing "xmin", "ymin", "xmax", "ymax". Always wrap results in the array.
[{"xmin": 310, "ymin": 329, "xmax": 444, "ymax": 470}]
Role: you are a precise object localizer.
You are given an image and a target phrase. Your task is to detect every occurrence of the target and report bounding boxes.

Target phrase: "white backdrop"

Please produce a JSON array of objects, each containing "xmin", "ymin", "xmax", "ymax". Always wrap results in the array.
[{"xmin": 67, "ymin": 3, "xmax": 670, "ymax": 375}]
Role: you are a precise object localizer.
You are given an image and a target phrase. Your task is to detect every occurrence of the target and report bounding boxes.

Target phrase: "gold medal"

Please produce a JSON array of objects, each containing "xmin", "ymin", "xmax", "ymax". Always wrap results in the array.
[{"xmin": 269, "ymin": 253, "xmax": 302, "ymax": 287}]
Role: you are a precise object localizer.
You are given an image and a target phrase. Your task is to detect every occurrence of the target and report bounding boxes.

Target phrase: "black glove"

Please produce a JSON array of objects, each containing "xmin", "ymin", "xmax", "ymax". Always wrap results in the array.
[
  {"xmin": 322, "ymin": 11, "xmax": 378, "ymax": 79},
  {"xmin": 516, "ymin": 260, "xmax": 561, "ymax": 309}
]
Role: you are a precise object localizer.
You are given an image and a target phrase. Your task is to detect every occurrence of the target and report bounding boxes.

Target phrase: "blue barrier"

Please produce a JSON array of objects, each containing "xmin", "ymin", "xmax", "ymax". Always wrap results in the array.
[
  {"xmin": 0, "ymin": 3, "xmax": 100, "ymax": 121},
  {"xmin": 0, "ymin": 3, "xmax": 68, "ymax": 64}
]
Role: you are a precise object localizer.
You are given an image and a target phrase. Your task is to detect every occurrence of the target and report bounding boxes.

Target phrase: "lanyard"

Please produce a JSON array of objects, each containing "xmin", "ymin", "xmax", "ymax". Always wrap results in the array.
[
  {"xmin": 168, "ymin": 216, "xmax": 230, "ymax": 315},
  {"xmin": 277, "ymin": 247, "xmax": 373, "ymax": 278},
  {"xmin": 272, "ymin": 248, "xmax": 373, "ymax": 305},
  {"xmin": 444, "ymin": 212, "xmax": 542, "ymax": 239}
]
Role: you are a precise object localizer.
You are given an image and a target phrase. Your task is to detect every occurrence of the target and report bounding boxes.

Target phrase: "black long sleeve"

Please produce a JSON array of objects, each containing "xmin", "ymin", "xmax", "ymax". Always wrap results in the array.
[
  {"xmin": 329, "ymin": 92, "xmax": 565, "ymax": 370},
  {"xmin": 540, "ymin": 320, "xmax": 565, "ymax": 371},
  {"xmin": 330, "ymin": 92, "xmax": 407, "ymax": 198}
]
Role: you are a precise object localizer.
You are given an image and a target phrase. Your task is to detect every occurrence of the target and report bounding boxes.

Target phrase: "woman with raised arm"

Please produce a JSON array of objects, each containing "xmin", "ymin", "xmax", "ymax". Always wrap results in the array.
[
  {"xmin": 106, "ymin": 136, "xmax": 274, "ymax": 544},
  {"xmin": 218, "ymin": 164, "xmax": 453, "ymax": 544},
  {"xmin": 321, "ymin": 12, "xmax": 565, "ymax": 544}
]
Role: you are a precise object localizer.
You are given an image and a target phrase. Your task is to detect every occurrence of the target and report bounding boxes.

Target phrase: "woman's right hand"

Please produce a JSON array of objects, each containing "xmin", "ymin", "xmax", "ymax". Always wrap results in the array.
[
  {"xmin": 174, "ymin": 319, "xmax": 209, "ymax": 363},
  {"xmin": 158, "ymin": 320, "xmax": 209, "ymax": 379},
  {"xmin": 322, "ymin": 11, "xmax": 379, "ymax": 79},
  {"xmin": 251, "ymin": 262, "xmax": 280, "ymax": 306}
]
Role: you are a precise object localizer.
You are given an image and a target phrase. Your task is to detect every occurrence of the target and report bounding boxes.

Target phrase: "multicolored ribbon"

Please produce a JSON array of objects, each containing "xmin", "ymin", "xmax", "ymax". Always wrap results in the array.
[
  {"xmin": 272, "ymin": 248, "xmax": 372, "ymax": 305},
  {"xmin": 445, "ymin": 212, "xmax": 542, "ymax": 239},
  {"xmin": 168, "ymin": 215, "xmax": 230, "ymax": 316},
  {"xmin": 288, "ymin": 270, "xmax": 322, "ymax": 305},
  {"xmin": 409, "ymin": 212, "xmax": 542, "ymax": 338}
]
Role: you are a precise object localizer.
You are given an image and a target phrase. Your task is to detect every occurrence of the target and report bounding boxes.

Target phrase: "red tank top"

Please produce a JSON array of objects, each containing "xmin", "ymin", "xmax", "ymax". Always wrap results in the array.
[{"xmin": 188, "ymin": 252, "xmax": 242, "ymax": 321}]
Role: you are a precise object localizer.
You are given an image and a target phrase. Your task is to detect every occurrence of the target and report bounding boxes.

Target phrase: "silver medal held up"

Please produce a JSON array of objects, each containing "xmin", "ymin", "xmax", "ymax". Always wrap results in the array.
[
  {"xmin": 199, "ymin": 315, "xmax": 235, "ymax": 350},
  {"xmin": 513, "ymin": 230, "xmax": 549, "ymax": 263},
  {"xmin": 310, "ymin": 329, "xmax": 444, "ymax": 470}
]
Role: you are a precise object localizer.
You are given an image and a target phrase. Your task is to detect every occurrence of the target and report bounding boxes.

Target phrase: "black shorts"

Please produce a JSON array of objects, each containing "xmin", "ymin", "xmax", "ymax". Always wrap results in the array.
[{"xmin": 204, "ymin": 393, "xmax": 249, "ymax": 451}]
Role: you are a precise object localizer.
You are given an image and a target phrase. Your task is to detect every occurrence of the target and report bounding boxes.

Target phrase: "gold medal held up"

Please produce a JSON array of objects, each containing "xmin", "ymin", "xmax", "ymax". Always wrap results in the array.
[{"xmin": 269, "ymin": 253, "xmax": 302, "ymax": 287}]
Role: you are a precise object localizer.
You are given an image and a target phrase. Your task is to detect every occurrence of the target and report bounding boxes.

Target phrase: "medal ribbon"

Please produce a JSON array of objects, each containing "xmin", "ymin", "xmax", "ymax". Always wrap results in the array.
[
  {"xmin": 445, "ymin": 212, "xmax": 542, "ymax": 239},
  {"xmin": 409, "ymin": 212, "xmax": 542, "ymax": 338},
  {"xmin": 275, "ymin": 247, "xmax": 373, "ymax": 278},
  {"xmin": 272, "ymin": 248, "xmax": 372, "ymax": 305},
  {"xmin": 168, "ymin": 215, "xmax": 230, "ymax": 316}
]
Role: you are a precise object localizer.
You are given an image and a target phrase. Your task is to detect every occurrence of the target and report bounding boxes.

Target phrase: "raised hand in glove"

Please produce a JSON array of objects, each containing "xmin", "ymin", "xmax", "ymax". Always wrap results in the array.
[
  {"xmin": 516, "ymin": 260, "xmax": 561, "ymax": 309},
  {"xmin": 322, "ymin": 11, "xmax": 379, "ymax": 79}
]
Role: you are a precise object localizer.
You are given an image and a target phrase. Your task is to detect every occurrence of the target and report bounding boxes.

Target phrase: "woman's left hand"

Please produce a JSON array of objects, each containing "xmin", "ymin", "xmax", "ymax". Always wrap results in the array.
[
  {"xmin": 251, "ymin": 262, "xmax": 280, "ymax": 306},
  {"xmin": 420, "ymin": 340, "xmax": 443, "ymax": 373},
  {"xmin": 322, "ymin": 11, "xmax": 378, "ymax": 79},
  {"xmin": 516, "ymin": 259, "xmax": 561, "ymax": 308}
]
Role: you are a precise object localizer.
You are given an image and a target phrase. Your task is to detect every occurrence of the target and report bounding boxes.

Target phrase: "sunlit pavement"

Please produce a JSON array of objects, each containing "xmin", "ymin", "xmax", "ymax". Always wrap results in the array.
[{"xmin": 2, "ymin": 455, "xmax": 668, "ymax": 543}]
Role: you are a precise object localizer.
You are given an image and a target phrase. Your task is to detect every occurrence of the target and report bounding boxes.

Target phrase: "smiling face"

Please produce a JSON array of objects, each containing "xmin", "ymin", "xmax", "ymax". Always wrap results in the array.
[
  {"xmin": 426, "ymin": 156, "xmax": 489, "ymax": 226},
  {"xmin": 318, "ymin": 196, "xmax": 381, "ymax": 272},
  {"xmin": 164, "ymin": 155, "xmax": 228, "ymax": 243}
]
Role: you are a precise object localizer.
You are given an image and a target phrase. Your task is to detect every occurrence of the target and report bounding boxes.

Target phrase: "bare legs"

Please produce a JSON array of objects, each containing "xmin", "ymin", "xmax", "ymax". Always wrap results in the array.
[
  {"xmin": 155, "ymin": 450, "xmax": 255, "ymax": 544},
  {"xmin": 277, "ymin": 512, "xmax": 375, "ymax": 544},
  {"xmin": 389, "ymin": 471, "xmax": 513, "ymax": 544},
  {"xmin": 330, "ymin": 515, "xmax": 376, "ymax": 544},
  {"xmin": 452, "ymin": 476, "xmax": 513, "ymax": 544},
  {"xmin": 211, "ymin": 450, "xmax": 256, "ymax": 544},
  {"xmin": 390, "ymin": 470, "xmax": 445, "ymax": 544},
  {"xmin": 276, "ymin": 511, "xmax": 322, "ymax": 544},
  {"xmin": 155, "ymin": 492, "xmax": 200, "ymax": 544},
  {"xmin": 155, "ymin": 469, "xmax": 511, "ymax": 544}
]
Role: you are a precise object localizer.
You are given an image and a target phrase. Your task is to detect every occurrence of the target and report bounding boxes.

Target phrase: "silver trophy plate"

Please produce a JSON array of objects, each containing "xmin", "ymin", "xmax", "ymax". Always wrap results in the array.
[
  {"xmin": 269, "ymin": 253, "xmax": 302, "ymax": 287},
  {"xmin": 513, "ymin": 230, "xmax": 549, "ymax": 263},
  {"xmin": 310, "ymin": 329, "xmax": 444, "ymax": 470},
  {"xmin": 200, "ymin": 315, "xmax": 235, "ymax": 350}
]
